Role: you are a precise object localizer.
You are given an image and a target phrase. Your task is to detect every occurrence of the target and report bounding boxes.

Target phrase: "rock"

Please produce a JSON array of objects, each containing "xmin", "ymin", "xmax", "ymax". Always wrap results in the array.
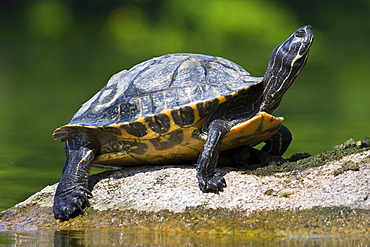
[{"xmin": 0, "ymin": 139, "xmax": 369, "ymax": 235}]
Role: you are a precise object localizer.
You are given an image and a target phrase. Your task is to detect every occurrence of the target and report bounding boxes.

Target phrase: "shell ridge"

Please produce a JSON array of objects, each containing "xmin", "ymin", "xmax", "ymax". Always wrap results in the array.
[
  {"xmin": 57, "ymin": 53, "xmax": 262, "ymax": 135},
  {"xmin": 168, "ymin": 56, "xmax": 193, "ymax": 88}
]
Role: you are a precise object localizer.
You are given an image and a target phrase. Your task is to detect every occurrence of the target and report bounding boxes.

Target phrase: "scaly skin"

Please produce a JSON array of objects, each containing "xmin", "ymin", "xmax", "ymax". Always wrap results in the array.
[
  {"xmin": 196, "ymin": 119, "xmax": 230, "ymax": 192},
  {"xmin": 53, "ymin": 139, "xmax": 95, "ymax": 220}
]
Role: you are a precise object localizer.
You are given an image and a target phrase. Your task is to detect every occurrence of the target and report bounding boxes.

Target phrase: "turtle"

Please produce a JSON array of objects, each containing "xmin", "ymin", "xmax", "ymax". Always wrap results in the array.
[{"xmin": 52, "ymin": 25, "xmax": 314, "ymax": 220}]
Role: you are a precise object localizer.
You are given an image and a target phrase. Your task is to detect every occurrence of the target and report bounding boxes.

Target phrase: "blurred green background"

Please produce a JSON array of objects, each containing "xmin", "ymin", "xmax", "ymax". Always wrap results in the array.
[{"xmin": 0, "ymin": 0, "xmax": 369, "ymax": 211}]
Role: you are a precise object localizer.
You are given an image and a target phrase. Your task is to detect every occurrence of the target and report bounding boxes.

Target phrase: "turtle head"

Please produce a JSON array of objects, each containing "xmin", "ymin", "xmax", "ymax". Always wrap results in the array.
[{"xmin": 261, "ymin": 25, "xmax": 314, "ymax": 113}]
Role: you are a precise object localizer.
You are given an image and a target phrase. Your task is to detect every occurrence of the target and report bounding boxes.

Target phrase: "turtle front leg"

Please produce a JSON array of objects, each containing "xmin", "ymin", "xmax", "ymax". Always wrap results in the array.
[
  {"xmin": 261, "ymin": 125, "xmax": 292, "ymax": 156},
  {"xmin": 53, "ymin": 139, "xmax": 95, "ymax": 220},
  {"xmin": 197, "ymin": 119, "xmax": 231, "ymax": 193}
]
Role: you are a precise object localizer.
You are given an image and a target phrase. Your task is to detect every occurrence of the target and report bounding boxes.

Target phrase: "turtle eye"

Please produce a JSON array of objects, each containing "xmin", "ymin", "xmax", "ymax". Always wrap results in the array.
[{"xmin": 296, "ymin": 29, "xmax": 306, "ymax": 37}]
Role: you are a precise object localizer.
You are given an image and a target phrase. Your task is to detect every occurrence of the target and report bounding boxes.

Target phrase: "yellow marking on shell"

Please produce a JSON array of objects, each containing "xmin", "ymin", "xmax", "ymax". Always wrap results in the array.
[
  {"xmin": 94, "ymin": 126, "xmax": 205, "ymax": 165},
  {"xmin": 222, "ymin": 112, "xmax": 284, "ymax": 150},
  {"xmin": 94, "ymin": 112, "xmax": 283, "ymax": 167},
  {"xmin": 189, "ymin": 103, "xmax": 205, "ymax": 128},
  {"xmin": 71, "ymin": 91, "xmax": 280, "ymax": 167},
  {"xmin": 116, "ymin": 96, "xmax": 229, "ymax": 140},
  {"xmin": 160, "ymin": 108, "xmax": 183, "ymax": 132},
  {"xmin": 192, "ymin": 95, "xmax": 229, "ymax": 129}
]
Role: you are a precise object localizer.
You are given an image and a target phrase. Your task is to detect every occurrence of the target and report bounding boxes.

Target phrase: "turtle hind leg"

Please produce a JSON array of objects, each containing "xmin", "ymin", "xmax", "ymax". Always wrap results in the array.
[
  {"xmin": 261, "ymin": 125, "xmax": 292, "ymax": 156},
  {"xmin": 196, "ymin": 119, "xmax": 231, "ymax": 193},
  {"xmin": 53, "ymin": 137, "xmax": 96, "ymax": 220}
]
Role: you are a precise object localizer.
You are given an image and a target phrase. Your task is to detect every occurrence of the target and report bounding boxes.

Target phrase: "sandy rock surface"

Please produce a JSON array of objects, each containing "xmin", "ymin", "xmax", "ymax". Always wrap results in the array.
[
  {"xmin": 18, "ymin": 150, "xmax": 370, "ymax": 212},
  {"xmin": 0, "ymin": 144, "xmax": 369, "ymax": 233}
]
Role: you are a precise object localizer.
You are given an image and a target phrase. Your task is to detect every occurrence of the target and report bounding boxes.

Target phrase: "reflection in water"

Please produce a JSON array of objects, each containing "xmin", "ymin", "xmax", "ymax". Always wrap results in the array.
[{"xmin": 0, "ymin": 230, "xmax": 369, "ymax": 246}]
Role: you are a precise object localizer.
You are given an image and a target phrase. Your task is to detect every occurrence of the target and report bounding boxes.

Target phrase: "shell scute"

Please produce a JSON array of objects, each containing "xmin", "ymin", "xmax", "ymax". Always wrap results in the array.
[{"xmin": 54, "ymin": 53, "xmax": 278, "ymax": 166}]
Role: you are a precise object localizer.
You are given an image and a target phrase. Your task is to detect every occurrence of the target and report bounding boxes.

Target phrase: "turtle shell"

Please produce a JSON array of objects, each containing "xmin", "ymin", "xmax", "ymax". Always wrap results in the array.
[{"xmin": 53, "ymin": 53, "xmax": 283, "ymax": 166}]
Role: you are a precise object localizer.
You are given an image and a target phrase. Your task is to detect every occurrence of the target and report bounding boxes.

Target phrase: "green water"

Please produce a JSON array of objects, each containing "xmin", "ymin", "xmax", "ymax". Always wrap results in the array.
[
  {"xmin": 0, "ymin": 230, "xmax": 369, "ymax": 246},
  {"xmin": 0, "ymin": 0, "xmax": 369, "ymax": 244}
]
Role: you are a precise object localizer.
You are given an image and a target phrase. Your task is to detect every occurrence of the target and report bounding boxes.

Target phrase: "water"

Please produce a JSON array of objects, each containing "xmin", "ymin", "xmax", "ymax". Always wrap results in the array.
[{"xmin": 0, "ymin": 230, "xmax": 369, "ymax": 246}]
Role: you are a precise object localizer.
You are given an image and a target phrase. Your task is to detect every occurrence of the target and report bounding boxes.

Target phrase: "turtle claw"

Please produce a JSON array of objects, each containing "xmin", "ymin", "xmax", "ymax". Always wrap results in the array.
[
  {"xmin": 81, "ymin": 187, "xmax": 93, "ymax": 198},
  {"xmin": 53, "ymin": 185, "xmax": 92, "ymax": 220},
  {"xmin": 199, "ymin": 174, "xmax": 227, "ymax": 193}
]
